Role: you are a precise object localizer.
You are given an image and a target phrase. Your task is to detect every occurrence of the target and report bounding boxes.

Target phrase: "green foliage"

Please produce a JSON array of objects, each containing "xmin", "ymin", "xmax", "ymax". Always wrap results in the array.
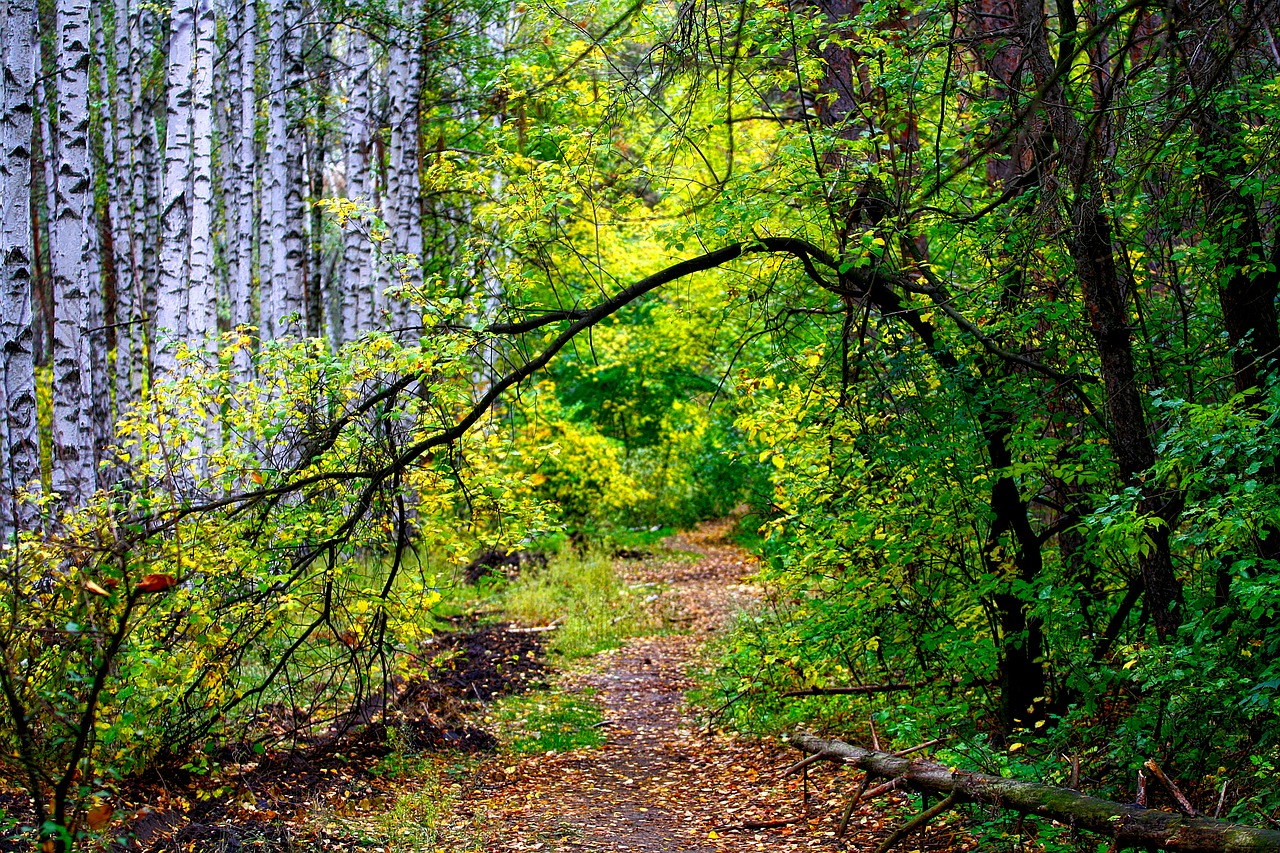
[
  {"xmin": 500, "ymin": 550, "xmax": 659, "ymax": 658},
  {"xmin": 1, "ymin": 328, "xmax": 548, "ymax": 844}
]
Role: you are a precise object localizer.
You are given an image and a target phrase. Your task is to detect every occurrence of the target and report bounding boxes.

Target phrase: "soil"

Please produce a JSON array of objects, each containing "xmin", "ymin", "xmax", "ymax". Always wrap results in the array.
[{"xmin": 440, "ymin": 518, "xmax": 971, "ymax": 853}]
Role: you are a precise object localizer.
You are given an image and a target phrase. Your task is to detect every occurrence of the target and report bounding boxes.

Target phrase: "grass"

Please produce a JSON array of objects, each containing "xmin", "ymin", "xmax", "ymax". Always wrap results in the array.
[
  {"xmin": 488, "ymin": 689, "xmax": 605, "ymax": 754},
  {"xmin": 500, "ymin": 550, "xmax": 660, "ymax": 658},
  {"xmin": 608, "ymin": 524, "xmax": 676, "ymax": 551},
  {"xmin": 317, "ymin": 736, "xmax": 482, "ymax": 852}
]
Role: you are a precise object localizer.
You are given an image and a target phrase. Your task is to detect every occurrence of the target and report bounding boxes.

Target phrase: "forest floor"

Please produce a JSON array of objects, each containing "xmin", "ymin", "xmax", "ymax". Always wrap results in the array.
[
  {"xmin": 428, "ymin": 518, "xmax": 971, "ymax": 853},
  {"xmin": 1, "ymin": 518, "xmax": 976, "ymax": 852}
]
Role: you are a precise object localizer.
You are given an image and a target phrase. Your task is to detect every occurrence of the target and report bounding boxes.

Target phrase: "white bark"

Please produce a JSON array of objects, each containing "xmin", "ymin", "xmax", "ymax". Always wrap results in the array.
[
  {"xmin": 0, "ymin": 0, "xmax": 41, "ymax": 534},
  {"xmin": 230, "ymin": 0, "xmax": 257, "ymax": 379},
  {"xmin": 341, "ymin": 29, "xmax": 374, "ymax": 343},
  {"xmin": 109, "ymin": 0, "xmax": 139, "ymax": 417},
  {"xmin": 155, "ymin": 0, "xmax": 196, "ymax": 372},
  {"xmin": 187, "ymin": 0, "xmax": 215, "ymax": 352},
  {"xmin": 384, "ymin": 0, "xmax": 424, "ymax": 337},
  {"xmin": 48, "ymin": 0, "xmax": 98, "ymax": 508},
  {"xmin": 129, "ymin": 0, "xmax": 157, "ymax": 394},
  {"xmin": 263, "ymin": 0, "xmax": 305, "ymax": 339}
]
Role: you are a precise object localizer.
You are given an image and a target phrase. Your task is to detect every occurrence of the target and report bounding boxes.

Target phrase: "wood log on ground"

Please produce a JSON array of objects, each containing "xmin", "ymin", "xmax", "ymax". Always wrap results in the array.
[{"xmin": 791, "ymin": 733, "xmax": 1280, "ymax": 851}]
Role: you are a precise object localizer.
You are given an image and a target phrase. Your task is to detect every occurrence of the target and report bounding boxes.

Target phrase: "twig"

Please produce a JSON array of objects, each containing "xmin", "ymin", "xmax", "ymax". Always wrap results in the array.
[
  {"xmin": 782, "ymin": 751, "xmax": 830, "ymax": 777},
  {"xmin": 1136, "ymin": 768, "xmax": 1148, "ymax": 808},
  {"xmin": 874, "ymin": 791, "xmax": 959, "ymax": 853},
  {"xmin": 783, "ymin": 682, "xmax": 925, "ymax": 697},
  {"xmin": 1143, "ymin": 759, "xmax": 1197, "ymax": 816},
  {"xmin": 893, "ymin": 738, "xmax": 944, "ymax": 757},
  {"xmin": 716, "ymin": 817, "xmax": 801, "ymax": 831},
  {"xmin": 862, "ymin": 776, "xmax": 908, "ymax": 800},
  {"xmin": 1216, "ymin": 780, "xmax": 1229, "ymax": 819},
  {"xmin": 837, "ymin": 774, "xmax": 872, "ymax": 838},
  {"xmin": 869, "ymin": 716, "xmax": 881, "ymax": 751}
]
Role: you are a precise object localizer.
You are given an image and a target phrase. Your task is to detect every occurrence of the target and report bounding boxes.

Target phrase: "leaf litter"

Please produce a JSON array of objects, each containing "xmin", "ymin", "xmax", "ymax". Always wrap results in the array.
[{"xmin": 436, "ymin": 518, "xmax": 974, "ymax": 853}]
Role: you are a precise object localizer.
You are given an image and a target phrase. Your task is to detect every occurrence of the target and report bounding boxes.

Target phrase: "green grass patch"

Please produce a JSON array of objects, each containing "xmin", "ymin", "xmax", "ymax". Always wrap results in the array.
[
  {"xmin": 489, "ymin": 690, "xmax": 604, "ymax": 754},
  {"xmin": 501, "ymin": 551, "xmax": 659, "ymax": 658},
  {"xmin": 607, "ymin": 524, "xmax": 676, "ymax": 551}
]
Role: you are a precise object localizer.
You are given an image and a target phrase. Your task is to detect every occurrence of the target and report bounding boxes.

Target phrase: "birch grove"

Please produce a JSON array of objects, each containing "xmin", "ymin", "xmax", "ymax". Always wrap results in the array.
[{"xmin": 0, "ymin": 0, "xmax": 510, "ymax": 529}]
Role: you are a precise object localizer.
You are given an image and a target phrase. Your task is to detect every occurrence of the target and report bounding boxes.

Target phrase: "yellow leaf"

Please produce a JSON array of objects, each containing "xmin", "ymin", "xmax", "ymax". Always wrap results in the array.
[
  {"xmin": 772, "ymin": 455, "xmax": 786, "ymax": 469},
  {"xmin": 707, "ymin": 831, "xmax": 719, "ymax": 839},
  {"xmin": 1008, "ymin": 742, "xmax": 1025, "ymax": 752}
]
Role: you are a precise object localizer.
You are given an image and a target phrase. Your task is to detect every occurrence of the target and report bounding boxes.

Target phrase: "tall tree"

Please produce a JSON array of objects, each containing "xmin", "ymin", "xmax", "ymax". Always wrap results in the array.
[
  {"xmin": 48, "ymin": 0, "xmax": 98, "ymax": 508},
  {"xmin": 263, "ymin": 0, "xmax": 306, "ymax": 340},
  {"xmin": 384, "ymin": 0, "xmax": 425, "ymax": 335},
  {"xmin": 0, "ymin": 0, "xmax": 41, "ymax": 535},
  {"xmin": 341, "ymin": 28, "xmax": 375, "ymax": 343},
  {"xmin": 228, "ymin": 0, "xmax": 257, "ymax": 379}
]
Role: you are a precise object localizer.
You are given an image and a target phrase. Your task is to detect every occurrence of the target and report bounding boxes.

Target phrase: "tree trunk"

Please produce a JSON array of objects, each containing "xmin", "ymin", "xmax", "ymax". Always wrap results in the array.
[
  {"xmin": 109, "ymin": 0, "xmax": 139, "ymax": 418},
  {"xmin": 0, "ymin": 0, "xmax": 42, "ymax": 535},
  {"xmin": 48, "ymin": 0, "xmax": 98, "ymax": 509},
  {"xmin": 1015, "ymin": 0, "xmax": 1183, "ymax": 641},
  {"xmin": 230, "ymin": 0, "xmax": 256, "ymax": 380},
  {"xmin": 385, "ymin": 0, "xmax": 424, "ymax": 336},
  {"xmin": 341, "ymin": 29, "xmax": 374, "ymax": 343},
  {"xmin": 156, "ymin": 0, "xmax": 197, "ymax": 372},
  {"xmin": 263, "ymin": 0, "xmax": 305, "ymax": 340}
]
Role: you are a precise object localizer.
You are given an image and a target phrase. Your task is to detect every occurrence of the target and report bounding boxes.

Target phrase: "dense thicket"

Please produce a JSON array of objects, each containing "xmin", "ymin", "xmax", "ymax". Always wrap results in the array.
[{"xmin": 2, "ymin": 0, "xmax": 1280, "ymax": 846}]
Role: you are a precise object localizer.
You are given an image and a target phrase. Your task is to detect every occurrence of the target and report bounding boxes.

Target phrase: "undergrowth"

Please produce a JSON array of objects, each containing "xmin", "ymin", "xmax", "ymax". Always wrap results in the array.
[{"xmin": 500, "ymin": 550, "xmax": 660, "ymax": 658}]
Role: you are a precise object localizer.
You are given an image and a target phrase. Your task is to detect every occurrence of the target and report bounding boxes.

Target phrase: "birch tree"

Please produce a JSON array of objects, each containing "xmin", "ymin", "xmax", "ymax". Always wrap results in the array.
[
  {"xmin": 156, "ymin": 0, "xmax": 216, "ymax": 374},
  {"xmin": 108, "ymin": 0, "xmax": 141, "ymax": 416},
  {"xmin": 48, "ymin": 0, "xmax": 98, "ymax": 508},
  {"xmin": 340, "ymin": 28, "xmax": 375, "ymax": 343},
  {"xmin": 384, "ymin": 0, "xmax": 425, "ymax": 335},
  {"xmin": 228, "ymin": 0, "xmax": 257, "ymax": 379},
  {"xmin": 0, "ymin": 0, "xmax": 41, "ymax": 535},
  {"xmin": 263, "ymin": 0, "xmax": 306, "ymax": 340}
]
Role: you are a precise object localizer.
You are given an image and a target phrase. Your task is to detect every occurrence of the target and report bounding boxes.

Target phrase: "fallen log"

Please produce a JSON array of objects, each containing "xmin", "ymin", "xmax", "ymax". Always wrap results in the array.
[{"xmin": 791, "ymin": 734, "xmax": 1280, "ymax": 851}]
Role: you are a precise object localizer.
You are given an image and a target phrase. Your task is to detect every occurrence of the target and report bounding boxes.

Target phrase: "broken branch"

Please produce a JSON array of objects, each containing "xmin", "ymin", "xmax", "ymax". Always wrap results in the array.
[
  {"xmin": 1144, "ymin": 759, "xmax": 1197, "ymax": 817},
  {"xmin": 874, "ymin": 791, "xmax": 958, "ymax": 853},
  {"xmin": 790, "ymin": 734, "xmax": 1280, "ymax": 851}
]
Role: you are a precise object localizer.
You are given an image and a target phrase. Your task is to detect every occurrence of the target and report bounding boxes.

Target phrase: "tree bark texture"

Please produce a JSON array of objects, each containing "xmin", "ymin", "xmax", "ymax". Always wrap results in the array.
[
  {"xmin": 0, "ymin": 0, "xmax": 42, "ymax": 534},
  {"xmin": 48, "ymin": 0, "xmax": 98, "ymax": 508}
]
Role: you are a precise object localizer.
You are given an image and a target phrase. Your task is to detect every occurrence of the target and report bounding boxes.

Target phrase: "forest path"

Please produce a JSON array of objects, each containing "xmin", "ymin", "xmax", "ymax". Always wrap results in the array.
[{"xmin": 443, "ymin": 518, "xmax": 895, "ymax": 853}]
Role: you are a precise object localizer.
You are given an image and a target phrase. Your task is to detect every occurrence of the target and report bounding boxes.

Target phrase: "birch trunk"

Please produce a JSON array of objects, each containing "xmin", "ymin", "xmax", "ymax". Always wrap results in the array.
[
  {"xmin": 385, "ymin": 0, "xmax": 424, "ymax": 336},
  {"xmin": 109, "ymin": 0, "xmax": 139, "ymax": 416},
  {"xmin": 155, "ymin": 0, "xmax": 196, "ymax": 372},
  {"xmin": 186, "ymin": 0, "xmax": 215, "ymax": 354},
  {"xmin": 129, "ymin": 0, "xmax": 158, "ymax": 394},
  {"xmin": 0, "ymin": 0, "xmax": 42, "ymax": 535},
  {"xmin": 229, "ymin": 0, "xmax": 257, "ymax": 380},
  {"xmin": 341, "ymin": 29, "xmax": 373, "ymax": 343},
  {"xmin": 48, "ymin": 0, "xmax": 98, "ymax": 508},
  {"xmin": 263, "ymin": 0, "xmax": 305, "ymax": 339}
]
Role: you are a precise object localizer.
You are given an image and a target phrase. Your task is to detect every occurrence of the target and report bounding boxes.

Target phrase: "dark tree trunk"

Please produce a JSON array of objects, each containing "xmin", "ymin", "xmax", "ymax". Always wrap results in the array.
[{"xmin": 1015, "ymin": 0, "xmax": 1184, "ymax": 641}]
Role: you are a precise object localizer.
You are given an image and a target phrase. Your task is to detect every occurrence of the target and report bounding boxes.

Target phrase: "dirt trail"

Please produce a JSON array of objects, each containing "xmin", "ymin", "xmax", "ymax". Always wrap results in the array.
[{"xmin": 447, "ymin": 518, "xmax": 943, "ymax": 853}]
